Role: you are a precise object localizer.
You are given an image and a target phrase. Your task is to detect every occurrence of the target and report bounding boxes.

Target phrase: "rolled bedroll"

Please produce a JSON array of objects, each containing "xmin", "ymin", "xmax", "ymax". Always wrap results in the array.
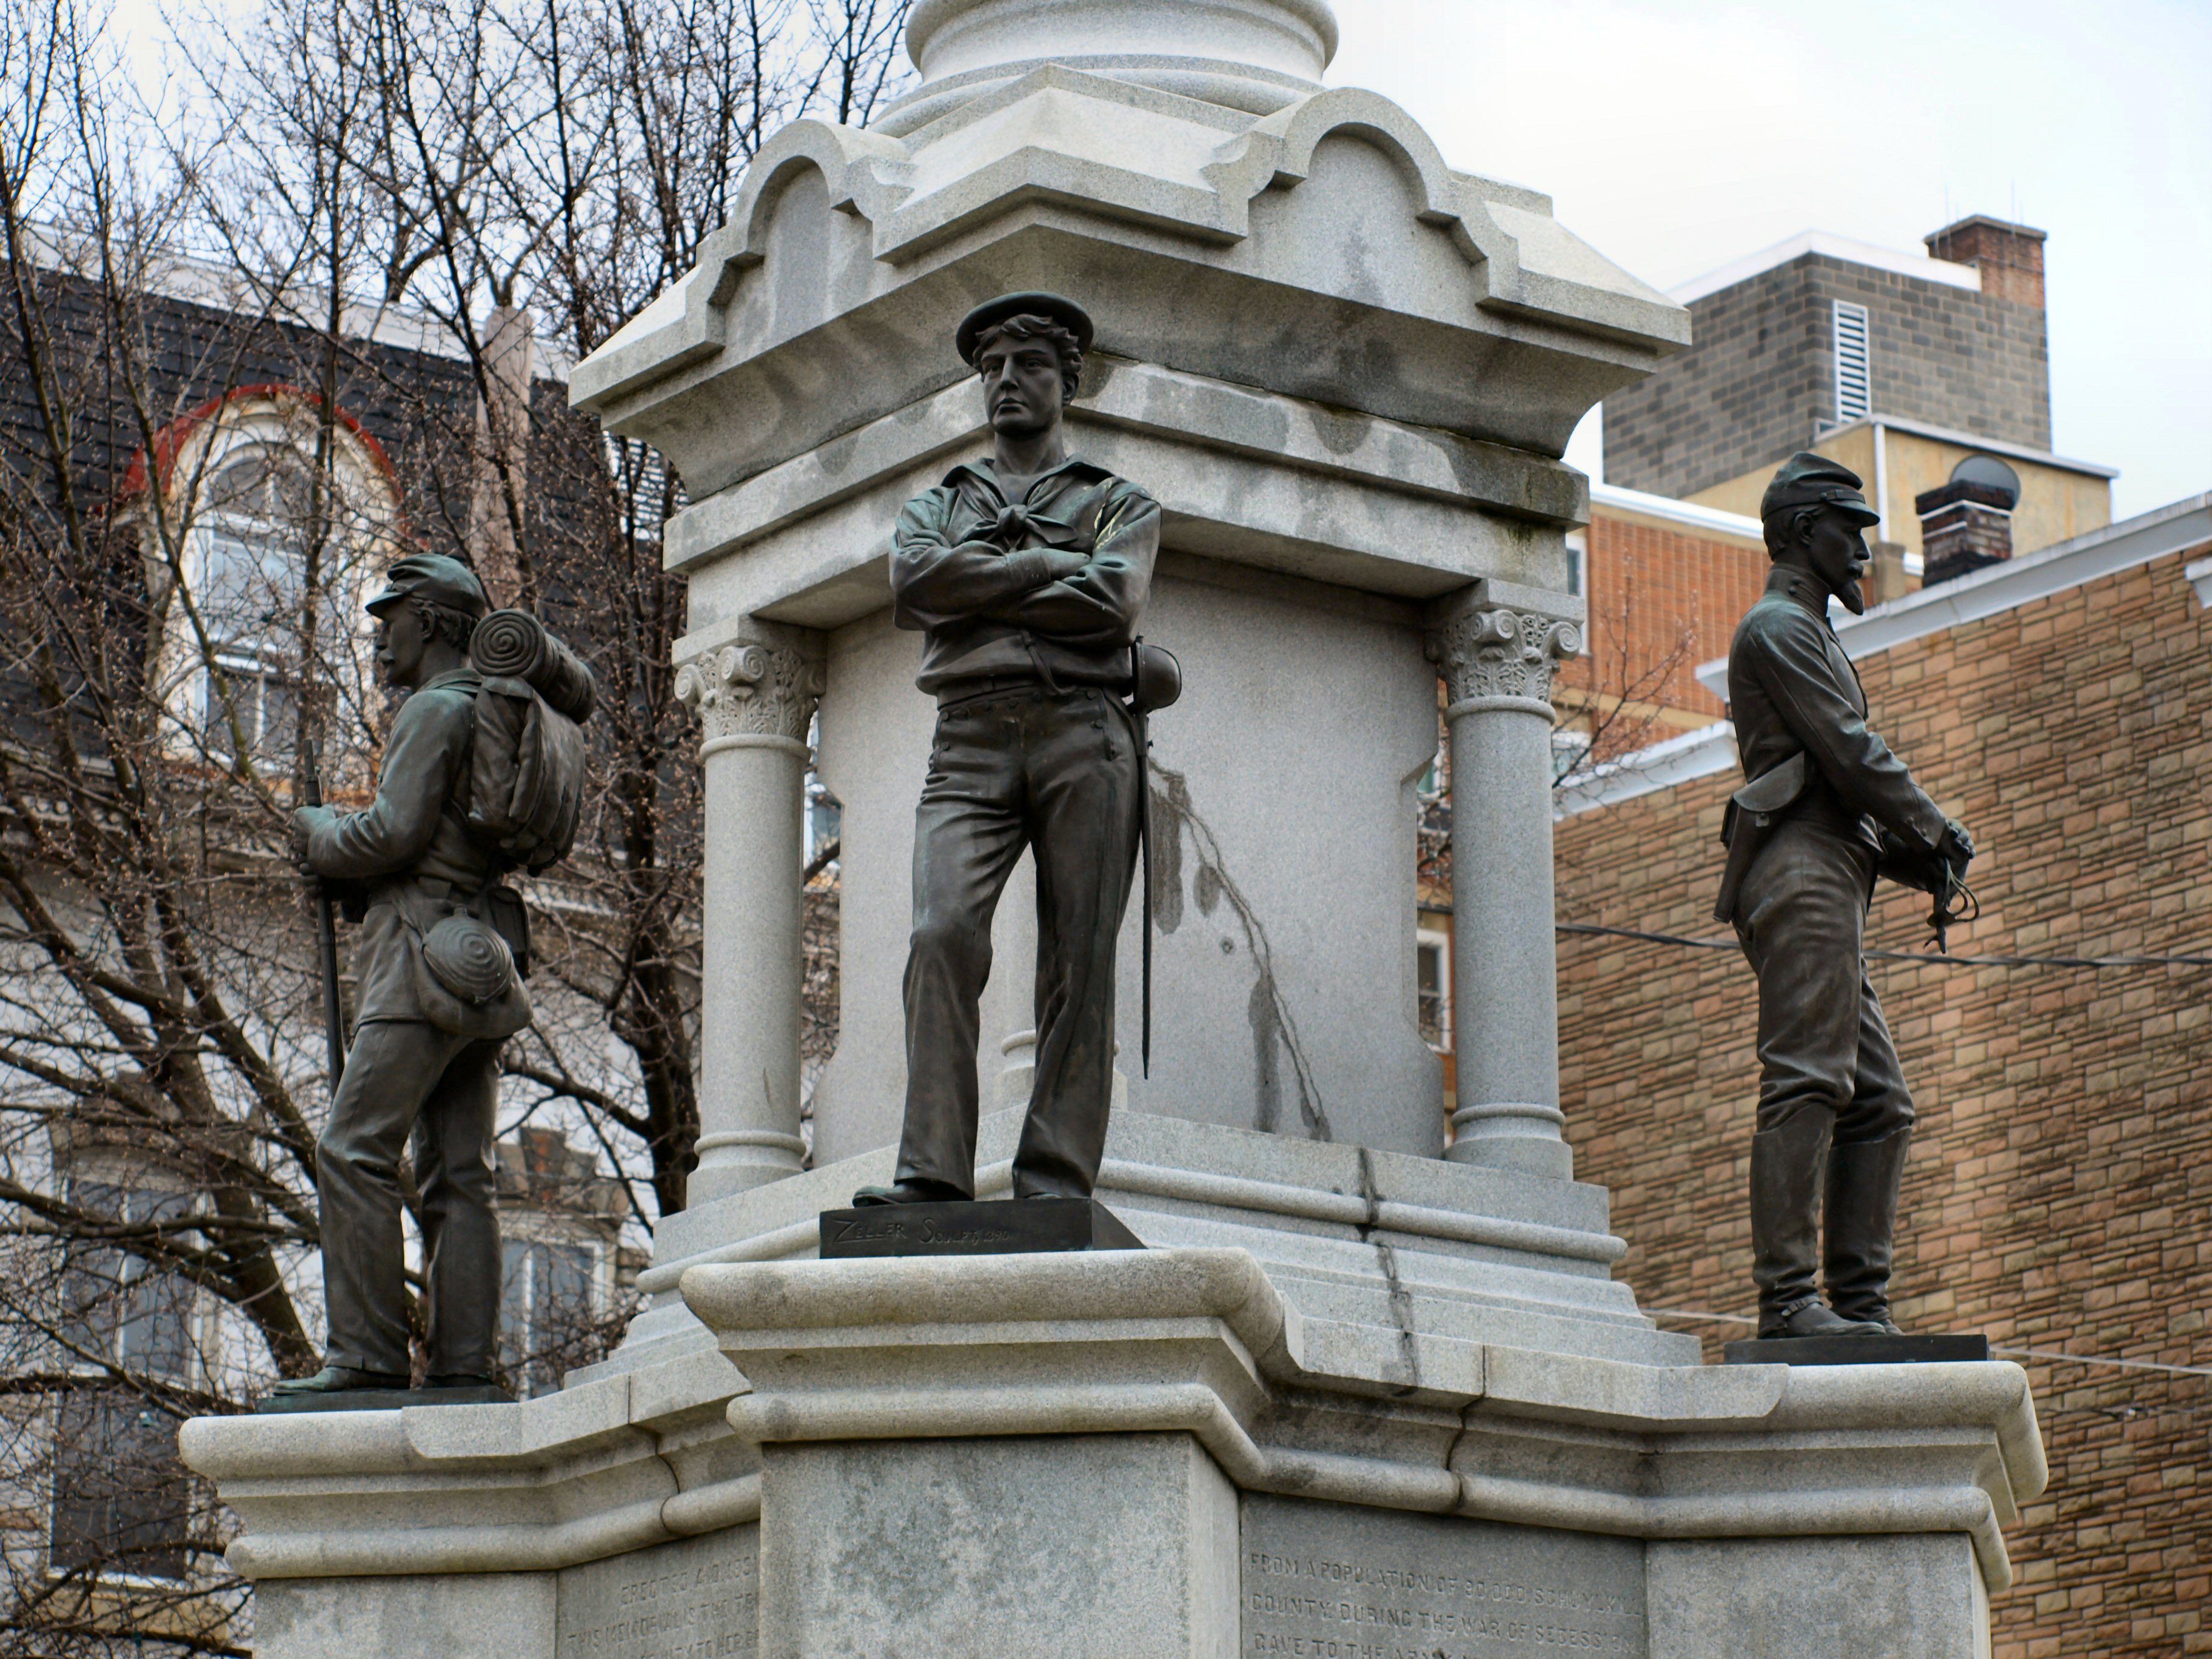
[{"xmin": 471, "ymin": 609, "xmax": 597, "ymax": 723}]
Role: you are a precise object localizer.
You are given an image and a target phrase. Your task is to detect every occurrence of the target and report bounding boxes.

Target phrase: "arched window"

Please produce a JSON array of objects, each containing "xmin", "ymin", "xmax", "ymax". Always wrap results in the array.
[
  {"xmin": 124, "ymin": 387, "xmax": 404, "ymax": 777},
  {"xmin": 195, "ymin": 444, "xmax": 315, "ymax": 763}
]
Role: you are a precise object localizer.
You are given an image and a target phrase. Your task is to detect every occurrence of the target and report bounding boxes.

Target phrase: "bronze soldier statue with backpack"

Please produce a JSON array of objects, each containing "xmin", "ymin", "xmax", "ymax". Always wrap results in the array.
[{"xmin": 268, "ymin": 553, "xmax": 593, "ymax": 1405}]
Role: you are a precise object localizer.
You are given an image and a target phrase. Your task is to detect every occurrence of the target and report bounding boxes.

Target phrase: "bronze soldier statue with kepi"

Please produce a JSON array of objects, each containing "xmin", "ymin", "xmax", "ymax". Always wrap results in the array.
[
  {"xmin": 1712, "ymin": 453, "xmax": 1982, "ymax": 1359},
  {"xmin": 262, "ymin": 552, "xmax": 595, "ymax": 1409},
  {"xmin": 833, "ymin": 290, "xmax": 1174, "ymax": 1251}
]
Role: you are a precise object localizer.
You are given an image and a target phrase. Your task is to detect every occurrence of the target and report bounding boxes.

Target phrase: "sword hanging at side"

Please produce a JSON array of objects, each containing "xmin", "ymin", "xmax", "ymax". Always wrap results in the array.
[{"xmin": 1127, "ymin": 639, "xmax": 1182, "ymax": 1078}]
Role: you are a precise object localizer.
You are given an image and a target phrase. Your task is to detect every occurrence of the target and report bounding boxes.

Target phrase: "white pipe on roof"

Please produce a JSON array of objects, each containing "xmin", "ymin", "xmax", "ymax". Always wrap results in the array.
[{"xmin": 1589, "ymin": 483, "xmax": 1763, "ymax": 540}]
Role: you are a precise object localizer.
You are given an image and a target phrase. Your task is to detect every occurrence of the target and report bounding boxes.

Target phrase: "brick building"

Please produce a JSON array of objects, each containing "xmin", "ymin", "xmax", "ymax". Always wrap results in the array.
[
  {"xmin": 1551, "ymin": 494, "xmax": 2212, "ymax": 1657},
  {"xmin": 1602, "ymin": 222, "xmax": 2114, "ymax": 568},
  {"xmin": 1555, "ymin": 483, "xmax": 1768, "ymax": 749}
]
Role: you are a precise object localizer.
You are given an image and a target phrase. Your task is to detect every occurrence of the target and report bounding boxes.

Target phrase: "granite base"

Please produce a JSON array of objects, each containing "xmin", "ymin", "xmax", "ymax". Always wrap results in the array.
[{"xmin": 181, "ymin": 1250, "xmax": 2042, "ymax": 1659}]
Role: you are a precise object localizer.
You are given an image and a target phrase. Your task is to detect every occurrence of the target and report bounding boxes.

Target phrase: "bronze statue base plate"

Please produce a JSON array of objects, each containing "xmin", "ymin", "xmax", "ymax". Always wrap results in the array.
[
  {"xmin": 253, "ymin": 1382, "xmax": 512, "ymax": 1413},
  {"xmin": 820, "ymin": 1198, "xmax": 1143, "ymax": 1259},
  {"xmin": 1722, "ymin": 1333, "xmax": 1989, "ymax": 1366}
]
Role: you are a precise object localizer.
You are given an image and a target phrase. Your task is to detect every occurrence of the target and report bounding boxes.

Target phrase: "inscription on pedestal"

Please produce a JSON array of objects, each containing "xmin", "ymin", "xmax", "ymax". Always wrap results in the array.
[
  {"xmin": 1241, "ymin": 1495, "xmax": 1646, "ymax": 1658},
  {"xmin": 557, "ymin": 1524, "xmax": 759, "ymax": 1659}
]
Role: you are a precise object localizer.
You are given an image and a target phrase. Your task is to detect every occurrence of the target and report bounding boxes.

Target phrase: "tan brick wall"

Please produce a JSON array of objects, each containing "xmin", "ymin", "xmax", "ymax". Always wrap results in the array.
[{"xmin": 1555, "ymin": 544, "xmax": 2212, "ymax": 1657}]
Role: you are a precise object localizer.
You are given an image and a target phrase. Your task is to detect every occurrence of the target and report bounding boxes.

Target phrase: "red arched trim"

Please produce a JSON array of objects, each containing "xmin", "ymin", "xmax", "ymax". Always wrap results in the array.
[{"xmin": 115, "ymin": 383, "xmax": 401, "ymax": 502}]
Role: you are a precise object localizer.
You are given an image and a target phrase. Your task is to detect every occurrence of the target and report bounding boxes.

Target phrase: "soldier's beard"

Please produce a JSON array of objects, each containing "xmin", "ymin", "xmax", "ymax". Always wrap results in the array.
[{"xmin": 1835, "ymin": 574, "xmax": 1866, "ymax": 615}]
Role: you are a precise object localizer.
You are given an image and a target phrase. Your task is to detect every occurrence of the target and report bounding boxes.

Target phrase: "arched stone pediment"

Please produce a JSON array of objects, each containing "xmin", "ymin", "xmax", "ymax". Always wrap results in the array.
[{"xmin": 574, "ymin": 25, "xmax": 1687, "ymax": 491}]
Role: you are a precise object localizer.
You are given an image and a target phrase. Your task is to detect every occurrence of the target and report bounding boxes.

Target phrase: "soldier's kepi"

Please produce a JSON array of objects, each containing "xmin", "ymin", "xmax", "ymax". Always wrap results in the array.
[
  {"xmin": 269, "ymin": 554, "xmax": 555, "ymax": 1404},
  {"xmin": 853, "ymin": 292, "xmax": 1174, "ymax": 1209},
  {"xmin": 1718, "ymin": 454, "xmax": 1976, "ymax": 1341}
]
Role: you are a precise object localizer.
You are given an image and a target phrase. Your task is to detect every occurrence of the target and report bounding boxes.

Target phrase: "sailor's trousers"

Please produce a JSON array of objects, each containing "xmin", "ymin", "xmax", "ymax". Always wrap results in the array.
[{"xmin": 897, "ymin": 682, "xmax": 1141, "ymax": 1199}]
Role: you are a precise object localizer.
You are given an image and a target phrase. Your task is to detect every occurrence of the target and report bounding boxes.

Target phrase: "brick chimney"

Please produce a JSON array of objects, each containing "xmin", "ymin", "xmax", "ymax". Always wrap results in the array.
[
  {"xmin": 1925, "ymin": 216, "xmax": 2046, "ymax": 308},
  {"xmin": 1916, "ymin": 480, "xmax": 2016, "ymax": 586}
]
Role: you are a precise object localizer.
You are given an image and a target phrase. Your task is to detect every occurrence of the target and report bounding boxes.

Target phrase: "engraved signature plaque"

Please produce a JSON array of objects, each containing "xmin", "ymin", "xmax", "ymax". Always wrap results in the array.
[
  {"xmin": 557, "ymin": 1524, "xmax": 759, "ymax": 1659},
  {"xmin": 1242, "ymin": 1495, "xmax": 1646, "ymax": 1658}
]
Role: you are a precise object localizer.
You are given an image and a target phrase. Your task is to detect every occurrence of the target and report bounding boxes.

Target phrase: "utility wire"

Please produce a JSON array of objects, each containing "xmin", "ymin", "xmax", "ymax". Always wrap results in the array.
[
  {"xmin": 1559, "ymin": 922, "xmax": 2212, "ymax": 971},
  {"xmin": 1643, "ymin": 1307, "xmax": 2212, "ymax": 1379}
]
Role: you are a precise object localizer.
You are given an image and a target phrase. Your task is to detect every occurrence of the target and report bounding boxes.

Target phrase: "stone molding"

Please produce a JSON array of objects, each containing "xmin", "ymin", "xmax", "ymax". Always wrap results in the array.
[
  {"xmin": 629, "ymin": 1105, "xmax": 1632, "ymax": 1302},
  {"xmin": 688, "ymin": 1250, "xmax": 2045, "ymax": 1595},
  {"xmin": 176, "ymin": 1347, "xmax": 756, "ymax": 1580},
  {"xmin": 672, "ymin": 640, "xmax": 823, "ymax": 754},
  {"xmin": 694, "ymin": 1129, "xmax": 810, "ymax": 1165},
  {"xmin": 1429, "ymin": 602, "xmax": 1583, "ymax": 715},
  {"xmin": 178, "ymin": 1248, "xmax": 2046, "ymax": 1594},
  {"xmin": 662, "ymin": 357, "xmax": 1589, "ymax": 583}
]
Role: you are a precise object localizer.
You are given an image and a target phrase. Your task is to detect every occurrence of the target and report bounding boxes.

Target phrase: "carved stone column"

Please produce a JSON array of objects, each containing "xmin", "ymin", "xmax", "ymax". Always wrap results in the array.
[
  {"xmin": 672, "ymin": 620, "xmax": 825, "ymax": 1206},
  {"xmin": 1426, "ymin": 580, "xmax": 1584, "ymax": 1180}
]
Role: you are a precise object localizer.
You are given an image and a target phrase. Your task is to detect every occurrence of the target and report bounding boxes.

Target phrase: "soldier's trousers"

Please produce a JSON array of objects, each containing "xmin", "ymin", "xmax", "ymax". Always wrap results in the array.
[
  {"xmin": 1734, "ymin": 818, "xmax": 1914, "ymax": 1319},
  {"xmin": 897, "ymin": 682, "xmax": 1142, "ymax": 1199},
  {"xmin": 317, "ymin": 1020, "xmax": 503, "ymax": 1376}
]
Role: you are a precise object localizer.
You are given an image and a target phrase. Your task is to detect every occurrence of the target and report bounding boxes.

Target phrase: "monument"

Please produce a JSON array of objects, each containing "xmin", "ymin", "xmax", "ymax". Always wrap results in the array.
[{"xmin": 180, "ymin": 4, "xmax": 2044, "ymax": 1655}]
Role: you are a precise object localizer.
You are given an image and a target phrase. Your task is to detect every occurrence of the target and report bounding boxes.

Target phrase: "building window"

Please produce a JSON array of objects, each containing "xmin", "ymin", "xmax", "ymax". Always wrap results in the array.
[
  {"xmin": 604, "ymin": 432, "xmax": 686, "ymax": 543},
  {"xmin": 50, "ymin": 1395, "xmax": 193, "ymax": 1581},
  {"xmin": 192, "ymin": 452, "xmax": 318, "ymax": 766},
  {"xmin": 125, "ymin": 388, "xmax": 399, "ymax": 780},
  {"xmin": 1415, "ymin": 932, "xmax": 1450, "ymax": 1051},
  {"xmin": 1832, "ymin": 301, "xmax": 1872, "ymax": 423},
  {"xmin": 51, "ymin": 1181, "xmax": 198, "ymax": 1581},
  {"xmin": 1951, "ymin": 452, "xmax": 2022, "ymax": 503},
  {"xmin": 500, "ymin": 1237, "xmax": 602, "ymax": 1398},
  {"xmin": 1564, "ymin": 530, "xmax": 1586, "ymax": 598},
  {"xmin": 198, "ymin": 525, "xmax": 306, "ymax": 764}
]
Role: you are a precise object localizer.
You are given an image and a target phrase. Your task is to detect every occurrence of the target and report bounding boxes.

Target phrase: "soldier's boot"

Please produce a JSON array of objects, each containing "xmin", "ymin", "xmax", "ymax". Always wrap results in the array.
[
  {"xmin": 1823, "ymin": 1128, "xmax": 1912, "ymax": 1335},
  {"xmin": 1752, "ymin": 1115, "xmax": 1885, "ymax": 1339},
  {"xmin": 851, "ymin": 1177, "xmax": 970, "ymax": 1207},
  {"xmin": 269, "ymin": 1364, "xmax": 409, "ymax": 1397}
]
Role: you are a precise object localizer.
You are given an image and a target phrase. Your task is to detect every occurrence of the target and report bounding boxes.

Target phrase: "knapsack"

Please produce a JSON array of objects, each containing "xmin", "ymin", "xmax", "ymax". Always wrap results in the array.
[{"xmin": 466, "ymin": 610, "xmax": 595, "ymax": 871}]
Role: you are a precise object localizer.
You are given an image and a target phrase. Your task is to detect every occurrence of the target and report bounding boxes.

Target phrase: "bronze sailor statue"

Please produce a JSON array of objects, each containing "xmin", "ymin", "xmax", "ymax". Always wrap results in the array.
[{"xmin": 853, "ymin": 292, "xmax": 1169, "ymax": 1209}]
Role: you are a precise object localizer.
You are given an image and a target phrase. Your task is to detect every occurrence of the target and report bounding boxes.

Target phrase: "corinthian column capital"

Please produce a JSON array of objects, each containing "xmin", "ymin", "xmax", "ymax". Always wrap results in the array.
[
  {"xmin": 674, "ymin": 626, "xmax": 825, "ymax": 756},
  {"xmin": 1425, "ymin": 581, "xmax": 1583, "ymax": 716}
]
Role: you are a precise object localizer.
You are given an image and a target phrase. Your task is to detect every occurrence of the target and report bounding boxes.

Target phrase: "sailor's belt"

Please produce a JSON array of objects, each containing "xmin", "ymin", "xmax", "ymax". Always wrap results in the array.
[{"xmin": 934, "ymin": 675, "xmax": 1122, "ymax": 710}]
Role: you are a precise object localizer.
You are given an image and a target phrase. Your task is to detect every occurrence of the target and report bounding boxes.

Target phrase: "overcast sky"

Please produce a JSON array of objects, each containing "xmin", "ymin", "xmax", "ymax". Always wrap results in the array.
[
  {"xmin": 1327, "ymin": 0, "xmax": 2211, "ymax": 517},
  {"xmin": 109, "ymin": 0, "xmax": 2208, "ymax": 515}
]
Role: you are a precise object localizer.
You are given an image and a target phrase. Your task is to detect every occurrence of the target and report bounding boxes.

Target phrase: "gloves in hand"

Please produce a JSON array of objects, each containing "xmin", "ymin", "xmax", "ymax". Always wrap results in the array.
[
  {"xmin": 1938, "ymin": 817, "xmax": 1974, "ymax": 872},
  {"xmin": 292, "ymin": 805, "xmax": 335, "ymax": 876}
]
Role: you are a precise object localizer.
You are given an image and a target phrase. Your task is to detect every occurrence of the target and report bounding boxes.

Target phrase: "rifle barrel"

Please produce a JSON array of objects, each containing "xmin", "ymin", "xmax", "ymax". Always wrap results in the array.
[{"xmin": 303, "ymin": 743, "xmax": 347, "ymax": 1088}]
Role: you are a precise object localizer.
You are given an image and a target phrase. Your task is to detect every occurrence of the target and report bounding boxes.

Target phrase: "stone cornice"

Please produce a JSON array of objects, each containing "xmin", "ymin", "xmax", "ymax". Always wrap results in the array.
[
  {"xmin": 176, "ymin": 1246, "xmax": 2045, "ymax": 1592},
  {"xmin": 570, "ymin": 70, "xmax": 1688, "ymax": 489},
  {"xmin": 664, "ymin": 358, "xmax": 1588, "ymax": 583}
]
